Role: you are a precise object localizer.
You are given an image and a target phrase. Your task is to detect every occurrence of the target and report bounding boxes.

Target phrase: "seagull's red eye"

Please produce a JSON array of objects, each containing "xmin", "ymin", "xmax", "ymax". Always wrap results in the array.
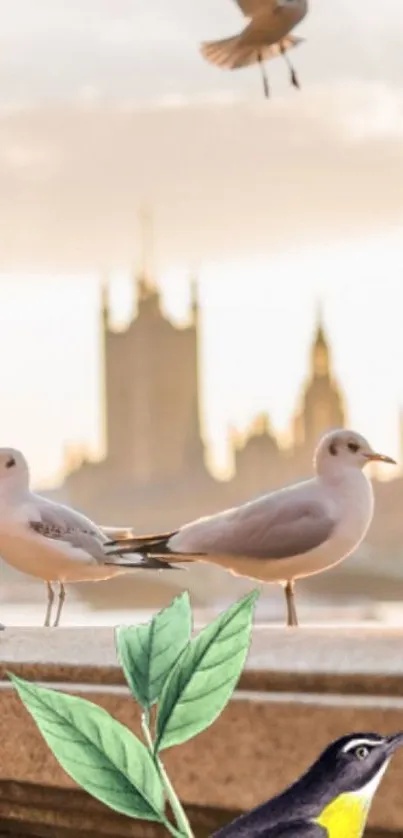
[
  {"xmin": 5, "ymin": 457, "xmax": 16, "ymax": 469},
  {"xmin": 348, "ymin": 442, "xmax": 359, "ymax": 453}
]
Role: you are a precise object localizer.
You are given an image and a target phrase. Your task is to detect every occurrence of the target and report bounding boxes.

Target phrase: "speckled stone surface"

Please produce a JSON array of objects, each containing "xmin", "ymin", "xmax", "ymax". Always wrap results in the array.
[
  {"xmin": 2, "ymin": 626, "xmax": 403, "ymax": 834},
  {"xmin": 3, "ymin": 625, "xmax": 403, "ymax": 694}
]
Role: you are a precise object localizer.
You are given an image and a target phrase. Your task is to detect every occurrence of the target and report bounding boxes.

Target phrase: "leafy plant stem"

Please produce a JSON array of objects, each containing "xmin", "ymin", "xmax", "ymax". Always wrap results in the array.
[
  {"xmin": 160, "ymin": 814, "xmax": 187, "ymax": 838},
  {"xmin": 142, "ymin": 710, "xmax": 194, "ymax": 838},
  {"xmin": 156, "ymin": 755, "xmax": 194, "ymax": 838}
]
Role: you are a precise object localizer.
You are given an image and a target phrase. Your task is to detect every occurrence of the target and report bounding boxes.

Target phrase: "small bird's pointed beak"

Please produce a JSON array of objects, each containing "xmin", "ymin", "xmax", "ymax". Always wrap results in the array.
[
  {"xmin": 363, "ymin": 451, "xmax": 397, "ymax": 465},
  {"xmin": 386, "ymin": 732, "xmax": 403, "ymax": 754}
]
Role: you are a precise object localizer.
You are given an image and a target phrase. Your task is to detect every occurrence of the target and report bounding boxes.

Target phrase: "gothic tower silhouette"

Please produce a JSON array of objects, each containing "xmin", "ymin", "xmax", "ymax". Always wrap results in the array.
[
  {"xmin": 101, "ymin": 214, "xmax": 205, "ymax": 483},
  {"xmin": 293, "ymin": 306, "xmax": 346, "ymax": 451}
]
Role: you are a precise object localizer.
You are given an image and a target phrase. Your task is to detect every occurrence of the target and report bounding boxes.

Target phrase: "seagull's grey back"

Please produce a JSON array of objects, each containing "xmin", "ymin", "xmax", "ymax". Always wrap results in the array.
[
  {"xmin": 171, "ymin": 469, "xmax": 374, "ymax": 585},
  {"xmin": 172, "ymin": 477, "xmax": 336, "ymax": 560}
]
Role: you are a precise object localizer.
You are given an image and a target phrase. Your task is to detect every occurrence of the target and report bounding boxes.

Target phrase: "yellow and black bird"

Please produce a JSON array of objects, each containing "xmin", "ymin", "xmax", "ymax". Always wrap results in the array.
[{"xmin": 212, "ymin": 732, "xmax": 403, "ymax": 837}]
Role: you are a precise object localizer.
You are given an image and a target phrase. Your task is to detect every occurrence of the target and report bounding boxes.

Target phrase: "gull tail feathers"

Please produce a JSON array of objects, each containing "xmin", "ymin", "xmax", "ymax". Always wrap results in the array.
[
  {"xmin": 106, "ymin": 531, "xmax": 179, "ymax": 553},
  {"xmin": 201, "ymin": 34, "xmax": 304, "ymax": 70},
  {"xmin": 200, "ymin": 35, "xmax": 254, "ymax": 70},
  {"xmin": 104, "ymin": 551, "xmax": 181, "ymax": 571},
  {"xmin": 104, "ymin": 531, "xmax": 202, "ymax": 563}
]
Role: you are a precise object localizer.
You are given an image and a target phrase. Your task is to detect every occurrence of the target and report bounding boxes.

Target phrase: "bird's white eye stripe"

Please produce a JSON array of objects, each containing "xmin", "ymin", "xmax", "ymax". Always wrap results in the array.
[{"xmin": 343, "ymin": 737, "xmax": 385, "ymax": 754}]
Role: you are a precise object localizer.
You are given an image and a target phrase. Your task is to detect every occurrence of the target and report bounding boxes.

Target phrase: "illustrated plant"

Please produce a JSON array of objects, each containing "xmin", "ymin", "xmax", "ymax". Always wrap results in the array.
[{"xmin": 9, "ymin": 588, "xmax": 259, "ymax": 838}]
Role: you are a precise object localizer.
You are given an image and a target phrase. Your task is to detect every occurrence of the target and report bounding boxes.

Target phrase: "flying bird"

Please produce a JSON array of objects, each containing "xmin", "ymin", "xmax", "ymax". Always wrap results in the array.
[
  {"xmin": 211, "ymin": 731, "xmax": 403, "ymax": 838},
  {"xmin": 200, "ymin": 0, "xmax": 308, "ymax": 98},
  {"xmin": 0, "ymin": 448, "xmax": 176, "ymax": 628},
  {"xmin": 105, "ymin": 429, "xmax": 396, "ymax": 627}
]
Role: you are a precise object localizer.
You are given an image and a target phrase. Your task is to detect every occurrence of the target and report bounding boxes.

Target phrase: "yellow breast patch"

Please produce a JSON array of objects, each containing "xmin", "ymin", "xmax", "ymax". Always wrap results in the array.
[{"xmin": 313, "ymin": 792, "xmax": 369, "ymax": 838}]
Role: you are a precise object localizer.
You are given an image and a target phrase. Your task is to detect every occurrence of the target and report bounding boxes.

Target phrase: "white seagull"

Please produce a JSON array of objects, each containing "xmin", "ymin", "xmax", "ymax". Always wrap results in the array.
[
  {"xmin": 0, "ymin": 448, "xmax": 176, "ymax": 628},
  {"xmin": 200, "ymin": 0, "xmax": 308, "ymax": 98},
  {"xmin": 104, "ymin": 430, "xmax": 396, "ymax": 627}
]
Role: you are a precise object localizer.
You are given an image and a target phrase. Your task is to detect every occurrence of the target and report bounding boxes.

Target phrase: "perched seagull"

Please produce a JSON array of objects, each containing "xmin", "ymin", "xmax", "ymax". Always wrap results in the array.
[
  {"xmin": 0, "ymin": 448, "xmax": 176, "ymax": 628},
  {"xmin": 200, "ymin": 0, "xmax": 307, "ymax": 98},
  {"xmin": 105, "ymin": 430, "xmax": 396, "ymax": 627}
]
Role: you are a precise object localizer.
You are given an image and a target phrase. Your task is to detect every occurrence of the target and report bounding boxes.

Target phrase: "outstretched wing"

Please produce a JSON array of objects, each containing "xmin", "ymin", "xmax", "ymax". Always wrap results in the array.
[{"xmin": 233, "ymin": 0, "xmax": 277, "ymax": 17}]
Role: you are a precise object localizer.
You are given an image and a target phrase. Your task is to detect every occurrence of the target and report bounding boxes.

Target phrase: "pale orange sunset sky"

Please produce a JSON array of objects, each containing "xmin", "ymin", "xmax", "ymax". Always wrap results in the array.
[
  {"xmin": 1, "ymin": 236, "xmax": 403, "ymax": 487},
  {"xmin": 0, "ymin": 0, "xmax": 402, "ymax": 485}
]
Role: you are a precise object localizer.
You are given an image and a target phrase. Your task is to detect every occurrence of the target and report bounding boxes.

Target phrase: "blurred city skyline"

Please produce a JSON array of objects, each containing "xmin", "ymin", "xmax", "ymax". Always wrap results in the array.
[
  {"xmin": 0, "ymin": 0, "xmax": 401, "ymax": 486},
  {"xmin": 0, "ymin": 242, "xmax": 403, "ymax": 487}
]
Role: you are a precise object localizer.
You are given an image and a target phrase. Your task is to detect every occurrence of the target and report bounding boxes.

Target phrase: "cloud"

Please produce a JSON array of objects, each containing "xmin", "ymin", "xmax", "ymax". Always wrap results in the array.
[
  {"xmin": 0, "ymin": 0, "xmax": 402, "ymax": 104},
  {"xmin": 0, "ymin": 84, "xmax": 401, "ymax": 271}
]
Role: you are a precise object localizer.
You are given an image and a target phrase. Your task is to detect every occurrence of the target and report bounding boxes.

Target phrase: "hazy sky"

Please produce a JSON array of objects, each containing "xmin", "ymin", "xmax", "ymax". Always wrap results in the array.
[
  {"xmin": 0, "ymin": 0, "xmax": 402, "ymax": 102},
  {"xmin": 0, "ymin": 0, "xmax": 402, "ymax": 484},
  {"xmin": 0, "ymin": 0, "xmax": 402, "ymax": 267}
]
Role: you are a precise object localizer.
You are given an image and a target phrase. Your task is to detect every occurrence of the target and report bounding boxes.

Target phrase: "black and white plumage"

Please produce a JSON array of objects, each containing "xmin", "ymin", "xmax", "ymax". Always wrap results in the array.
[{"xmin": 211, "ymin": 732, "xmax": 403, "ymax": 838}]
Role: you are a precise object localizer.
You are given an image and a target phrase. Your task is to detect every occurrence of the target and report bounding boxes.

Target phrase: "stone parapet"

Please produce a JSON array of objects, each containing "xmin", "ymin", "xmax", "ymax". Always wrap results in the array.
[{"xmin": 1, "ymin": 626, "xmax": 403, "ymax": 836}]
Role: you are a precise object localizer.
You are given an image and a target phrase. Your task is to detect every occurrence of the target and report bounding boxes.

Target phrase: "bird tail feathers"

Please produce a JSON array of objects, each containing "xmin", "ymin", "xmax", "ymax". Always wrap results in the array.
[
  {"xmin": 104, "ymin": 530, "xmax": 203, "ymax": 564},
  {"xmin": 201, "ymin": 35, "xmax": 252, "ymax": 70},
  {"xmin": 200, "ymin": 33, "xmax": 304, "ymax": 70},
  {"xmin": 104, "ymin": 551, "xmax": 183, "ymax": 571},
  {"xmin": 105, "ymin": 531, "xmax": 178, "ymax": 556}
]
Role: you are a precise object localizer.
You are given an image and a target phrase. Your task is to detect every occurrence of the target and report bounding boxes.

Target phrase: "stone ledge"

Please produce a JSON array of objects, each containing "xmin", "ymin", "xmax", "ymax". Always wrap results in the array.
[
  {"xmin": 2, "ymin": 627, "xmax": 403, "ymax": 835},
  {"xmin": 2, "ymin": 681, "xmax": 403, "ymax": 831},
  {"xmin": 2, "ymin": 626, "xmax": 403, "ymax": 696}
]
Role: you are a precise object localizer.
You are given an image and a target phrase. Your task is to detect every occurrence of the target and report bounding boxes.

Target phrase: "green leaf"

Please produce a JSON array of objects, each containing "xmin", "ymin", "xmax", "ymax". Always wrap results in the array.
[
  {"xmin": 155, "ymin": 589, "xmax": 259, "ymax": 752},
  {"xmin": 116, "ymin": 592, "xmax": 192, "ymax": 709},
  {"xmin": 9, "ymin": 673, "xmax": 165, "ymax": 822}
]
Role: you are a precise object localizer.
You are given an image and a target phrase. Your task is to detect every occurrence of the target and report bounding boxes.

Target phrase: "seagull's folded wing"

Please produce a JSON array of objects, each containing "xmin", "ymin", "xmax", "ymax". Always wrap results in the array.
[
  {"xmin": 177, "ymin": 491, "xmax": 336, "ymax": 559},
  {"xmin": 29, "ymin": 495, "xmax": 108, "ymax": 562}
]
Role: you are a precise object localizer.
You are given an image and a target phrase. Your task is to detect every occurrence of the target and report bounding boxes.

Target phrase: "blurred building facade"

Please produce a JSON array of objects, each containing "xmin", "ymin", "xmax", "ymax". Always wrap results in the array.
[
  {"xmin": 61, "ymin": 273, "xmax": 349, "ymax": 524},
  {"xmin": 38, "ymin": 265, "xmax": 403, "ymax": 604}
]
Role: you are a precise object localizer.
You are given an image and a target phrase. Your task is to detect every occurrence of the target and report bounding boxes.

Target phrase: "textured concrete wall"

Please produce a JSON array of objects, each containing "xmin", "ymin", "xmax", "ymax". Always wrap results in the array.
[{"xmin": 1, "ymin": 626, "xmax": 403, "ymax": 836}]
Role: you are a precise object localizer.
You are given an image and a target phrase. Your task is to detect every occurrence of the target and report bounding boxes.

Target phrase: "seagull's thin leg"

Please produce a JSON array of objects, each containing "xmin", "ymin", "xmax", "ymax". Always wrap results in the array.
[
  {"xmin": 53, "ymin": 582, "xmax": 66, "ymax": 628},
  {"xmin": 284, "ymin": 580, "xmax": 299, "ymax": 627},
  {"xmin": 280, "ymin": 44, "xmax": 300, "ymax": 90},
  {"xmin": 258, "ymin": 52, "xmax": 270, "ymax": 98},
  {"xmin": 44, "ymin": 582, "xmax": 55, "ymax": 628}
]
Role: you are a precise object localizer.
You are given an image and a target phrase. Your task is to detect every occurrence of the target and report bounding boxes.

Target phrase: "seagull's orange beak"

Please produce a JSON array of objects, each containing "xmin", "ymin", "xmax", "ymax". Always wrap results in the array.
[{"xmin": 363, "ymin": 451, "xmax": 397, "ymax": 465}]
